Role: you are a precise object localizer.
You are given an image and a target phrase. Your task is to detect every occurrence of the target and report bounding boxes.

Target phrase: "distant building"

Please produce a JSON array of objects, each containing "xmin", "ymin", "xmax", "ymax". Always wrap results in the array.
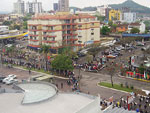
[
  {"xmin": 97, "ymin": 5, "xmax": 111, "ymax": 17},
  {"xmin": 122, "ymin": 12, "xmax": 136, "ymax": 23},
  {"xmin": 0, "ymin": 26, "xmax": 9, "ymax": 33},
  {"xmin": 26, "ymin": 0, "xmax": 43, "ymax": 14},
  {"xmin": 75, "ymin": 11, "xmax": 97, "ymax": 16},
  {"xmin": 14, "ymin": 0, "xmax": 25, "ymax": 14},
  {"xmin": 109, "ymin": 9, "xmax": 121, "ymax": 21},
  {"xmin": 53, "ymin": 3, "xmax": 59, "ymax": 11},
  {"xmin": 28, "ymin": 13, "xmax": 100, "ymax": 52},
  {"xmin": 58, "ymin": 0, "xmax": 69, "ymax": 12},
  {"xmin": 128, "ymin": 22, "xmax": 146, "ymax": 33},
  {"xmin": 116, "ymin": 24, "xmax": 128, "ymax": 33}
]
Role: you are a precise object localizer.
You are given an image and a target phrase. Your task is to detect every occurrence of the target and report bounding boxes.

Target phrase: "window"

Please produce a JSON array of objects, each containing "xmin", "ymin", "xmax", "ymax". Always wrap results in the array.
[
  {"xmin": 91, "ymin": 23, "xmax": 94, "ymax": 26},
  {"xmin": 43, "ymin": 37, "xmax": 47, "ymax": 40},
  {"xmin": 91, "ymin": 33, "xmax": 94, "ymax": 35},
  {"xmin": 78, "ymin": 25, "xmax": 82, "ymax": 27},
  {"xmin": 50, "ymin": 26, "xmax": 54, "ymax": 30},
  {"xmin": 52, "ymin": 37, "xmax": 55, "ymax": 41},
  {"xmin": 79, "ymin": 18, "xmax": 81, "ymax": 22},
  {"xmin": 43, "ymin": 32, "xmax": 47, "ymax": 35},
  {"xmin": 34, "ymin": 31, "xmax": 36, "ymax": 35},
  {"xmin": 30, "ymin": 36, "xmax": 33, "ymax": 39}
]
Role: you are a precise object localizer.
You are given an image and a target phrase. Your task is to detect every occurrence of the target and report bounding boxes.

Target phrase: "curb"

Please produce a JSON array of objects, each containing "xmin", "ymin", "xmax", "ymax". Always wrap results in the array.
[
  {"xmin": 97, "ymin": 83, "xmax": 129, "ymax": 94},
  {"xmin": 13, "ymin": 66, "xmax": 69, "ymax": 80},
  {"xmin": 118, "ymin": 75, "xmax": 150, "ymax": 83}
]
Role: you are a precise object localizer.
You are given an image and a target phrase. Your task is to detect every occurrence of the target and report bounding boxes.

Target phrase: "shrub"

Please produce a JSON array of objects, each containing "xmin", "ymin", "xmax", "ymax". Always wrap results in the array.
[
  {"xmin": 120, "ymin": 83, "xmax": 123, "ymax": 87},
  {"xmin": 130, "ymin": 85, "xmax": 134, "ymax": 90}
]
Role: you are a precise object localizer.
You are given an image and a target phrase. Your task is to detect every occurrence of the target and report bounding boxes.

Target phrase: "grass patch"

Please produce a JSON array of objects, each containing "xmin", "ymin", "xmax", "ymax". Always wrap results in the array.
[{"xmin": 99, "ymin": 82, "xmax": 133, "ymax": 92}]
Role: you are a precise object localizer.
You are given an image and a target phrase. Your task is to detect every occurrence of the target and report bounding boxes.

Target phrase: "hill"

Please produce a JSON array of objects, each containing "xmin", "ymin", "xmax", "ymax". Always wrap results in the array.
[{"xmin": 109, "ymin": 0, "xmax": 150, "ymax": 14}]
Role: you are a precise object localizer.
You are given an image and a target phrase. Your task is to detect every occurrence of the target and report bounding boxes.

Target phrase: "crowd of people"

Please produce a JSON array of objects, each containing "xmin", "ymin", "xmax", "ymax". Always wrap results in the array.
[{"xmin": 114, "ymin": 94, "xmax": 150, "ymax": 113}]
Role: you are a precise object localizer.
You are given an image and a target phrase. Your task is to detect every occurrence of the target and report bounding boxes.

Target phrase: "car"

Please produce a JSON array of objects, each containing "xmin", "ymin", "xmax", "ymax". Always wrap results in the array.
[
  {"xmin": 2, "ymin": 74, "xmax": 17, "ymax": 83},
  {"xmin": 8, "ymin": 74, "xmax": 17, "ymax": 79},
  {"xmin": 5, "ymin": 79, "xmax": 18, "ymax": 85},
  {"xmin": 107, "ymin": 55, "xmax": 116, "ymax": 59},
  {"xmin": 136, "ymin": 42, "xmax": 144, "ymax": 46},
  {"xmin": 0, "ymin": 76, "xmax": 6, "ymax": 83},
  {"xmin": 77, "ymin": 52, "xmax": 86, "ymax": 57},
  {"xmin": 2, "ymin": 77, "xmax": 10, "ymax": 83}
]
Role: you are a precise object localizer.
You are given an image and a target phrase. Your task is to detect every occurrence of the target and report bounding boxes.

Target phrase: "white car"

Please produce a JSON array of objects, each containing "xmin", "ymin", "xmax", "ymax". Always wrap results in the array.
[
  {"xmin": 2, "ymin": 74, "xmax": 17, "ymax": 83},
  {"xmin": 8, "ymin": 74, "xmax": 17, "ymax": 79},
  {"xmin": 5, "ymin": 79, "xmax": 18, "ymax": 85},
  {"xmin": 2, "ymin": 77, "xmax": 10, "ymax": 83}
]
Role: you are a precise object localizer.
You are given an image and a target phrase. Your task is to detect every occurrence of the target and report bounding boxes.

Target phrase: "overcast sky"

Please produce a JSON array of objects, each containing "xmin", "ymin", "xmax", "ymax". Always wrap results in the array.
[{"xmin": 0, "ymin": 0, "xmax": 150, "ymax": 12}]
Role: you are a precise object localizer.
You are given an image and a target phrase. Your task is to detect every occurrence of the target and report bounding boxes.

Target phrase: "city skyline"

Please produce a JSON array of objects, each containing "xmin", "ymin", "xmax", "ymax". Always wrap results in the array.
[{"xmin": 0, "ymin": 0, "xmax": 150, "ymax": 12}]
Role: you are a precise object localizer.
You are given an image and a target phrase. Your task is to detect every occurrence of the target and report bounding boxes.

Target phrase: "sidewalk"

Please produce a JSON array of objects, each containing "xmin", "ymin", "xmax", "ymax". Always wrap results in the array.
[
  {"xmin": 118, "ymin": 75, "xmax": 150, "ymax": 83},
  {"xmin": 13, "ymin": 66, "xmax": 69, "ymax": 80}
]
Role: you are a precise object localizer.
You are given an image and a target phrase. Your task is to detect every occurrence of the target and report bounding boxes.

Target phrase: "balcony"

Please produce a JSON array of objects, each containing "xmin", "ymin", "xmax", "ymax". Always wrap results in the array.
[
  {"xmin": 29, "ymin": 39, "xmax": 39, "ymax": 42},
  {"xmin": 63, "ymin": 34, "xmax": 78, "ymax": 37},
  {"xmin": 29, "ymin": 34, "xmax": 39, "ymax": 37},
  {"xmin": 28, "ymin": 29, "xmax": 41, "ymax": 31},
  {"xmin": 42, "ymin": 40, "xmax": 57, "ymax": 43},
  {"xmin": 42, "ymin": 35, "xmax": 56, "ymax": 38},
  {"xmin": 63, "ymin": 38, "xmax": 78, "ymax": 42}
]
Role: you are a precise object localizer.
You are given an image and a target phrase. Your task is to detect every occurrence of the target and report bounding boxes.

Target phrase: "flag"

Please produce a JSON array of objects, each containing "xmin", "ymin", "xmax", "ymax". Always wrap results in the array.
[{"xmin": 144, "ymin": 71, "xmax": 147, "ymax": 79}]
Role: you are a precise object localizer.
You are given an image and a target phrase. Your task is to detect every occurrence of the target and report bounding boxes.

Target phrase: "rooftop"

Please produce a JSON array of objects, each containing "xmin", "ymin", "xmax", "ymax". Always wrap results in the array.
[
  {"xmin": 0, "ymin": 82, "xmax": 101, "ymax": 113},
  {"xmin": 32, "ymin": 14, "xmax": 96, "ymax": 20}
]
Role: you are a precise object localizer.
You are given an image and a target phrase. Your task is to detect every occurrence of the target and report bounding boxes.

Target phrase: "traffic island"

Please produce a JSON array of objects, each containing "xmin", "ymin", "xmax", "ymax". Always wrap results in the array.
[{"xmin": 98, "ymin": 82, "xmax": 133, "ymax": 93}]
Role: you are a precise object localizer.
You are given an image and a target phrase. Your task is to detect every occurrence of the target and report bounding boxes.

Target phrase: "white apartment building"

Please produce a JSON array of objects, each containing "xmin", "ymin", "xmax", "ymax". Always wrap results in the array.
[
  {"xmin": 0, "ymin": 26, "xmax": 9, "ymax": 33},
  {"xmin": 28, "ymin": 13, "xmax": 100, "ymax": 52},
  {"xmin": 128, "ymin": 22, "xmax": 146, "ymax": 33},
  {"xmin": 26, "ymin": 0, "xmax": 43, "ymax": 14},
  {"xmin": 97, "ymin": 5, "xmax": 111, "ymax": 17},
  {"xmin": 14, "ymin": 0, "xmax": 25, "ymax": 14},
  {"xmin": 122, "ymin": 12, "xmax": 137, "ymax": 23}
]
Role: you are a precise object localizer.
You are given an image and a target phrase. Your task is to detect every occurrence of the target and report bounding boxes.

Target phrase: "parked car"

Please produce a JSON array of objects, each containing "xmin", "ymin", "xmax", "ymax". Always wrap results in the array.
[
  {"xmin": 0, "ymin": 76, "xmax": 6, "ymax": 83},
  {"xmin": 7, "ymin": 74, "xmax": 17, "ymax": 79},
  {"xmin": 136, "ymin": 42, "xmax": 144, "ymax": 46},
  {"xmin": 107, "ymin": 55, "xmax": 116, "ymax": 59},
  {"xmin": 2, "ymin": 74, "xmax": 17, "ymax": 83},
  {"xmin": 5, "ymin": 79, "xmax": 18, "ymax": 85}
]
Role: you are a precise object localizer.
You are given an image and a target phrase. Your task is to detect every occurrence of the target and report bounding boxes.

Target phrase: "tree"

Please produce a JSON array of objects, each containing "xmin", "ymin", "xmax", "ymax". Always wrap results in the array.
[
  {"xmin": 130, "ymin": 28, "xmax": 140, "ymax": 34},
  {"xmin": 40, "ymin": 45, "xmax": 51, "ymax": 71},
  {"xmin": 107, "ymin": 62, "xmax": 119, "ymax": 87},
  {"xmin": 3, "ymin": 21, "xmax": 12, "ymax": 26},
  {"xmin": 51, "ymin": 54, "xmax": 74, "ymax": 75},
  {"xmin": 108, "ymin": 21, "xmax": 113, "ymax": 27},
  {"xmin": 88, "ymin": 46, "xmax": 107, "ymax": 60},
  {"xmin": 100, "ymin": 26, "xmax": 111, "ymax": 35},
  {"xmin": 23, "ymin": 21, "xmax": 28, "ymax": 29},
  {"xmin": 13, "ymin": 24, "xmax": 21, "ymax": 30}
]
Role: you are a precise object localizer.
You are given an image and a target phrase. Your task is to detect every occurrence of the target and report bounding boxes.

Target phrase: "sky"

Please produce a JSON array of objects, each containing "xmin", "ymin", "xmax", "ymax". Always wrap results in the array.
[{"xmin": 0, "ymin": 0, "xmax": 150, "ymax": 12}]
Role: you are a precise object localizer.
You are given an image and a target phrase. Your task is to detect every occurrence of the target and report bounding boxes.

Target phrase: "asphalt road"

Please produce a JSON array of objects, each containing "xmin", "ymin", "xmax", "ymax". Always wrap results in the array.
[{"xmin": 74, "ymin": 69, "xmax": 150, "ymax": 101}]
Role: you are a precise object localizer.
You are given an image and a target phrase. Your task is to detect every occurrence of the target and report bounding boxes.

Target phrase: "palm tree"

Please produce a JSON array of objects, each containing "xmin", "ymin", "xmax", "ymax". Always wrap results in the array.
[{"xmin": 40, "ymin": 45, "xmax": 51, "ymax": 71}]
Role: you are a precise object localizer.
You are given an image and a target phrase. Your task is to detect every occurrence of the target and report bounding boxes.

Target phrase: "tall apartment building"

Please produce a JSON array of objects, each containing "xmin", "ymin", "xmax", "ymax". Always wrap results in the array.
[
  {"xmin": 58, "ymin": 0, "xmax": 69, "ymax": 12},
  {"xmin": 27, "ymin": 13, "xmax": 100, "ymax": 52},
  {"xmin": 26, "ymin": 0, "xmax": 43, "ymax": 14},
  {"xmin": 14, "ymin": 0, "xmax": 25, "ymax": 14},
  {"xmin": 109, "ymin": 9, "xmax": 121, "ymax": 21},
  {"xmin": 122, "ymin": 12, "xmax": 136, "ymax": 23},
  {"xmin": 53, "ymin": 3, "xmax": 59, "ymax": 11}
]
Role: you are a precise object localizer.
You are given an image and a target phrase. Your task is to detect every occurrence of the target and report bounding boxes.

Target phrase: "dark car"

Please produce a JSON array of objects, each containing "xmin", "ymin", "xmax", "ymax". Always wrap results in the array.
[
  {"xmin": 77, "ymin": 52, "xmax": 86, "ymax": 57},
  {"xmin": 0, "ymin": 76, "xmax": 6, "ymax": 83}
]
